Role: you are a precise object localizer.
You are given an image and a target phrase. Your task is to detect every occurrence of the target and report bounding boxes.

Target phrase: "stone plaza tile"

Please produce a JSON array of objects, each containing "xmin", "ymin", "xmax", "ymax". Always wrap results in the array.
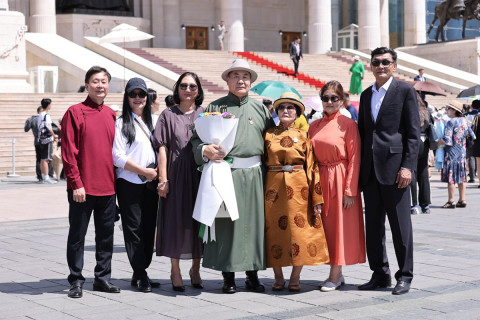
[{"xmin": 0, "ymin": 173, "xmax": 480, "ymax": 319}]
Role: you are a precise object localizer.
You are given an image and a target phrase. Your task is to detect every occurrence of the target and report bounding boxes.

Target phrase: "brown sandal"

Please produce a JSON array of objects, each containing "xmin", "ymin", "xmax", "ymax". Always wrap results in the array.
[
  {"xmin": 442, "ymin": 202, "xmax": 456, "ymax": 209},
  {"xmin": 272, "ymin": 281, "xmax": 286, "ymax": 291},
  {"xmin": 456, "ymin": 200, "xmax": 467, "ymax": 208}
]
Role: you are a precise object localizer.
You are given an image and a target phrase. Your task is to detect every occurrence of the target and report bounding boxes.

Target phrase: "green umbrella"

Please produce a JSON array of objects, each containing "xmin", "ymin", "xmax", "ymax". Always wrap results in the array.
[{"xmin": 251, "ymin": 80, "xmax": 302, "ymax": 99}]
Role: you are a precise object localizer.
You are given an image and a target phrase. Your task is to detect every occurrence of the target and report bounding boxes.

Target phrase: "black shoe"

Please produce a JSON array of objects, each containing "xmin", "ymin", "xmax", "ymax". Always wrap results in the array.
[
  {"xmin": 171, "ymin": 276, "xmax": 185, "ymax": 292},
  {"xmin": 245, "ymin": 270, "xmax": 265, "ymax": 293},
  {"xmin": 131, "ymin": 276, "xmax": 160, "ymax": 288},
  {"xmin": 392, "ymin": 280, "xmax": 411, "ymax": 295},
  {"xmin": 92, "ymin": 278, "xmax": 121, "ymax": 293},
  {"xmin": 358, "ymin": 277, "xmax": 391, "ymax": 290},
  {"xmin": 137, "ymin": 278, "xmax": 152, "ymax": 293},
  {"xmin": 68, "ymin": 281, "xmax": 83, "ymax": 298},
  {"xmin": 189, "ymin": 268, "xmax": 203, "ymax": 289},
  {"xmin": 222, "ymin": 272, "xmax": 236, "ymax": 294},
  {"xmin": 468, "ymin": 179, "xmax": 475, "ymax": 183}
]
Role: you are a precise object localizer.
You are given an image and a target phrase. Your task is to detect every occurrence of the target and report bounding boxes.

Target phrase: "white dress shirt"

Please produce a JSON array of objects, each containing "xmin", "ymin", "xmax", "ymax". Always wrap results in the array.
[
  {"xmin": 371, "ymin": 76, "xmax": 393, "ymax": 123},
  {"xmin": 112, "ymin": 113, "xmax": 156, "ymax": 184}
]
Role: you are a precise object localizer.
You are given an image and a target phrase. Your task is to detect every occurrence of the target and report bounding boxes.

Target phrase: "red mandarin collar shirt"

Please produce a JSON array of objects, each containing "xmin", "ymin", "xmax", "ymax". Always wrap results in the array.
[{"xmin": 61, "ymin": 96, "xmax": 116, "ymax": 196}]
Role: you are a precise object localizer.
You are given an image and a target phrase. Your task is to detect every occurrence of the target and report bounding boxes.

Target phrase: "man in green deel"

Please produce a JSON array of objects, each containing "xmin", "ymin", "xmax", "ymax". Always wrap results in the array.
[
  {"xmin": 192, "ymin": 59, "xmax": 273, "ymax": 294},
  {"xmin": 349, "ymin": 55, "xmax": 365, "ymax": 95}
]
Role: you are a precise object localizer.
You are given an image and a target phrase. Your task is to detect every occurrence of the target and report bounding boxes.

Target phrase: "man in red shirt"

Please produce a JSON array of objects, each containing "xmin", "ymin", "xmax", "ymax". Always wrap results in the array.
[{"xmin": 62, "ymin": 66, "xmax": 119, "ymax": 298}]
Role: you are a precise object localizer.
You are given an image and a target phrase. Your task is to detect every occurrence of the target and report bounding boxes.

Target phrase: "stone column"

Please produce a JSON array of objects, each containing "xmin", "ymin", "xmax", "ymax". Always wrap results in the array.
[
  {"xmin": 308, "ymin": 0, "xmax": 332, "ymax": 53},
  {"xmin": 0, "ymin": 0, "xmax": 8, "ymax": 10},
  {"xmin": 0, "ymin": 8, "xmax": 32, "ymax": 92},
  {"xmin": 163, "ymin": 0, "xmax": 182, "ymax": 48},
  {"xmin": 29, "ymin": 0, "xmax": 56, "ymax": 34},
  {"xmin": 404, "ymin": 0, "xmax": 426, "ymax": 46},
  {"xmin": 151, "ymin": 0, "xmax": 164, "ymax": 47},
  {"xmin": 380, "ymin": 0, "xmax": 390, "ymax": 47},
  {"xmin": 221, "ymin": 0, "xmax": 244, "ymax": 52},
  {"xmin": 358, "ymin": 0, "xmax": 381, "ymax": 50}
]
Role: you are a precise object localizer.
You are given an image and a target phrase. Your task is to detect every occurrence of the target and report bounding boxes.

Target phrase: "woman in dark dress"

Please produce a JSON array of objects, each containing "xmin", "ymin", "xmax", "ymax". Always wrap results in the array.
[
  {"xmin": 440, "ymin": 101, "xmax": 476, "ymax": 208},
  {"xmin": 154, "ymin": 72, "xmax": 204, "ymax": 292}
]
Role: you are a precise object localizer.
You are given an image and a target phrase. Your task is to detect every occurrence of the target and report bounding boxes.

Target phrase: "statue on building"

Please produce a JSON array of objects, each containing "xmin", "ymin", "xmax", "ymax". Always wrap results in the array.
[{"xmin": 427, "ymin": 0, "xmax": 480, "ymax": 42}]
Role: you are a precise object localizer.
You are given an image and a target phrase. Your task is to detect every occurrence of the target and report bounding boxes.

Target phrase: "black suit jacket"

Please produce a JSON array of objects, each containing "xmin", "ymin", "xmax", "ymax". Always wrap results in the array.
[
  {"xmin": 358, "ymin": 78, "xmax": 420, "ymax": 186},
  {"xmin": 289, "ymin": 41, "xmax": 302, "ymax": 59}
]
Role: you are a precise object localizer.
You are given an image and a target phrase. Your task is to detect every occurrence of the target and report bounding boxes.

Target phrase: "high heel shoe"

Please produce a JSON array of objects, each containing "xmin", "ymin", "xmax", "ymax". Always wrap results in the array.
[
  {"xmin": 189, "ymin": 268, "xmax": 203, "ymax": 289},
  {"xmin": 170, "ymin": 275, "xmax": 185, "ymax": 292}
]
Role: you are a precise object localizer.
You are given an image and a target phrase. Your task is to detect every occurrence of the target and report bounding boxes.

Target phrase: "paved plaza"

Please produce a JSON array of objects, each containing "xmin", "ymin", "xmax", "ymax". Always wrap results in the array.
[{"xmin": 0, "ymin": 171, "xmax": 479, "ymax": 320}]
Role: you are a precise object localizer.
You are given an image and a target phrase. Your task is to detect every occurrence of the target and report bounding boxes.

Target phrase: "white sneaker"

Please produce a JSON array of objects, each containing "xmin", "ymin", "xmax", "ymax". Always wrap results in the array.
[
  {"xmin": 320, "ymin": 275, "xmax": 345, "ymax": 292},
  {"xmin": 43, "ymin": 179, "xmax": 58, "ymax": 184},
  {"xmin": 410, "ymin": 205, "xmax": 421, "ymax": 215}
]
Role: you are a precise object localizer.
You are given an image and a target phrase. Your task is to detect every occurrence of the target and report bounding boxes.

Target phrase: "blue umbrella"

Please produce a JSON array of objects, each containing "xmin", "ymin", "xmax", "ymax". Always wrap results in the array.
[{"xmin": 251, "ymin": 80, "xmax": 302, "ymax": 99}]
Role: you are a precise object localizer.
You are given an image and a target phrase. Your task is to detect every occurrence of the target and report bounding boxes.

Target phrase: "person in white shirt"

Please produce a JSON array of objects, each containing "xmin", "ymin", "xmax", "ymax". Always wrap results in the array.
[
  {"xmin": 37, "ymin": 98, "xmax": 58, "ymax": 184},
  {"xmin": 112, "ymin": 78, "xmax": 159, "ymax": 293},
  {"xmin": 218, "ymin": 20, "xmax": 228, "ymax": 50}
]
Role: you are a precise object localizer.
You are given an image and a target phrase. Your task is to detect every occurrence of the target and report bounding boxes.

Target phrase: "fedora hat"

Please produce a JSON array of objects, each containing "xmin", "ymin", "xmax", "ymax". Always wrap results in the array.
[
  {"xmin": 445, "ymin": 100, "xmax": 463, "ymax": 114},
  {"xmin": 273, "ymin": 92, "xmax": 305, "ymax": 115},
  {"xmin": 221, "ymin": 59, "xmax": 258, "ymax": 82}
]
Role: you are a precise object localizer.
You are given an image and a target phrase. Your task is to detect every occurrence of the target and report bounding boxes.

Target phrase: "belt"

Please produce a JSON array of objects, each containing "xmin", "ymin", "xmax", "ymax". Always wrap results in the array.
[
  {"xmin": 268, "ymin": 165, "xmax": 303, "ymax": 172},
  {"xmin": 230, "ymin": 156, "xmax": 262, "ymax": 169}
]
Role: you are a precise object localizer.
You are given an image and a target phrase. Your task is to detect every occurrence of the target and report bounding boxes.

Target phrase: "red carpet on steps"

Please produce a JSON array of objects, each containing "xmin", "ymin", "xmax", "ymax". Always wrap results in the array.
[{"xmin": 233, "ymin": 51, "xmax": 325, "ymax": 89}]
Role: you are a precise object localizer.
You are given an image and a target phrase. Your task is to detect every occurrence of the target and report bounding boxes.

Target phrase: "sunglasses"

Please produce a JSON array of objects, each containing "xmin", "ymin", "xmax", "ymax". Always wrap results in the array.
[
  {"xmin": 179, "ymin": 83, "xmax": 198, "ymax": 91},
  {"xmin": 128, "ymin": 91, "xmax": 147, "ymax": 99},
  {"xmin": 320, "ymin": 95, "xmax": 340, "ymax": 103},
  {"xmin": 277, "ymin": 105, "xmax": 296, "ymax": 111},
  {"xmin": 371, "ymin": 59, "xmax": 394, "ymax": 67}
]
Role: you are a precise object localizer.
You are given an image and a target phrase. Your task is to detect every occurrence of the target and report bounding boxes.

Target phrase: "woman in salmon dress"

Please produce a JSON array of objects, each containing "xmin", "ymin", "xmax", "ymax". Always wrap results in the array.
[
  {"xmin": 264, "ymin": 92, "xmax": 330, "ymax": 292},
  {"xmin": 309, "ymin": 80, "xmax": 366, "ymax": 292}
]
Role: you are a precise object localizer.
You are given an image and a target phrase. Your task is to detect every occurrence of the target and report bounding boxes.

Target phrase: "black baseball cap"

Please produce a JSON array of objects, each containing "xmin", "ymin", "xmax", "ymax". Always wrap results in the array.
[{"xmin": 125, "ymin": 77, "xmax": 147, "ymax": 94}]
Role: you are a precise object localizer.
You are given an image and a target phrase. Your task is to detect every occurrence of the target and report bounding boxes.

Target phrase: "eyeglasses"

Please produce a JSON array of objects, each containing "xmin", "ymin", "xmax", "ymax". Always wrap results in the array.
[
  {"xmin": 371, "ymin": 59, "xmax": 394, "ymax": 67},
  {"xmin": 320, "ymin": 95, "xmax": 340, "ymax": 103},
  {"xmin": 277, "ymin": 105, "xmax": 296, "ymax": 111},
  {"xmin": 128, "ymin": 91, "xmax": 147, "ymax": 99},
  {"xmin": 179, "ymin": 83, "xmax": 198, "ymax": 91}
]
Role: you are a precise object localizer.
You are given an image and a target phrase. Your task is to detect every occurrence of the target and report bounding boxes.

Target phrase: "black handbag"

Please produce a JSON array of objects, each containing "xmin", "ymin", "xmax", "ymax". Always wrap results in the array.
[{"xmin": 427, "ymin": 123, "xmax": 439, "ymax": 150}]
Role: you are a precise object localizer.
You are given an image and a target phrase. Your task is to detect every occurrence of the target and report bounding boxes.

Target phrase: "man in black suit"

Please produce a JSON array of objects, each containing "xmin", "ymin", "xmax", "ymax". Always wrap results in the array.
[
  {"xmin": 414, "ymin": 68, "xmax": 426, "ymax": 82},
  {"xmin": 289, "ymin": 36, "xmax": 303, "ymax": 77},
  {"xmin": 357, "ymin": 47, "xmax": 420, "ymax": 295}
]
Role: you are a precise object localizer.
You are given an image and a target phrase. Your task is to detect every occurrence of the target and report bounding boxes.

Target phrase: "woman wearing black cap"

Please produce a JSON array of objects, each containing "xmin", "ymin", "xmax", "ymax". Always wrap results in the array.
[{"xmin": 112, "ymin": 77, "xmax": 159, "ymax": 292}]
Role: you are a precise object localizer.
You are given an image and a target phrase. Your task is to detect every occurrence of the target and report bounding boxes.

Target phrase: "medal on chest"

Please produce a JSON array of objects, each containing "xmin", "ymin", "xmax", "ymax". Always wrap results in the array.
[{"xmin": 248, "ymin": 116, "xmax": 253, "ymax": 125}]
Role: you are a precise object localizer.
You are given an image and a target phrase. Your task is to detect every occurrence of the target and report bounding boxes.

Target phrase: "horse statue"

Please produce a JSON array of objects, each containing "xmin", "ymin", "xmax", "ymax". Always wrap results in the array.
[{"xmin": 427, "ymin": 0, "xmax": 480, "ymax": 42}]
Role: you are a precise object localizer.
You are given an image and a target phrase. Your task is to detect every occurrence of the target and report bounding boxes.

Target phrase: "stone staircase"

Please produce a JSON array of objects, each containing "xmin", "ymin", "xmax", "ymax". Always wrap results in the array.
[
  {"xmin": 0, "ymin": 93, "xmax": 124, "ymax": 178},
  {"xmin": 0, "ymin": 49, "xmax": 461, "ymax": 178}
]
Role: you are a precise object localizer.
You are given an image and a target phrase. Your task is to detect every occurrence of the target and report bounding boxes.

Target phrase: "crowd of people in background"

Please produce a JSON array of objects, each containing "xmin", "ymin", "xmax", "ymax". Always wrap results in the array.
[{"xmin": 23, "ymin": 46, "xmax": 479, "ymax": 300}]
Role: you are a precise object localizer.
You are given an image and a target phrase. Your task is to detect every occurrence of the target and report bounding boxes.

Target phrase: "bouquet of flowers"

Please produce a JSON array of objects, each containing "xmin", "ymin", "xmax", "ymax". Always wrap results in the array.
[{"xmin": 192, "ymin": 111, "xmax": 239, "ymax": 242}]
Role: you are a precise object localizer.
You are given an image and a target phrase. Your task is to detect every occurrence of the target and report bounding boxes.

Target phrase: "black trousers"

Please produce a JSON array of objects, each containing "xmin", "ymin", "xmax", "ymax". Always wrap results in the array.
[
  {"xmin": 467, "ymin": 147, "xmax": 476, "ymax": 180},
  {"xmin": 363, "ymin": 171, "xmax": 414, "ymax": 283},
  {"xmin": 116, "ymin": 179, "xmax": 158, "ymax": 280},
  {"xmin": 66, "ymin": 191, "xmax": 116, "ymax": 284},
  {"xmin": 411, "ymin": 140, "xmax": 431, "ymax": 208},
  {"xmin": 292, "ymin": 56, "xmax": 300, "ymax": 76}
]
